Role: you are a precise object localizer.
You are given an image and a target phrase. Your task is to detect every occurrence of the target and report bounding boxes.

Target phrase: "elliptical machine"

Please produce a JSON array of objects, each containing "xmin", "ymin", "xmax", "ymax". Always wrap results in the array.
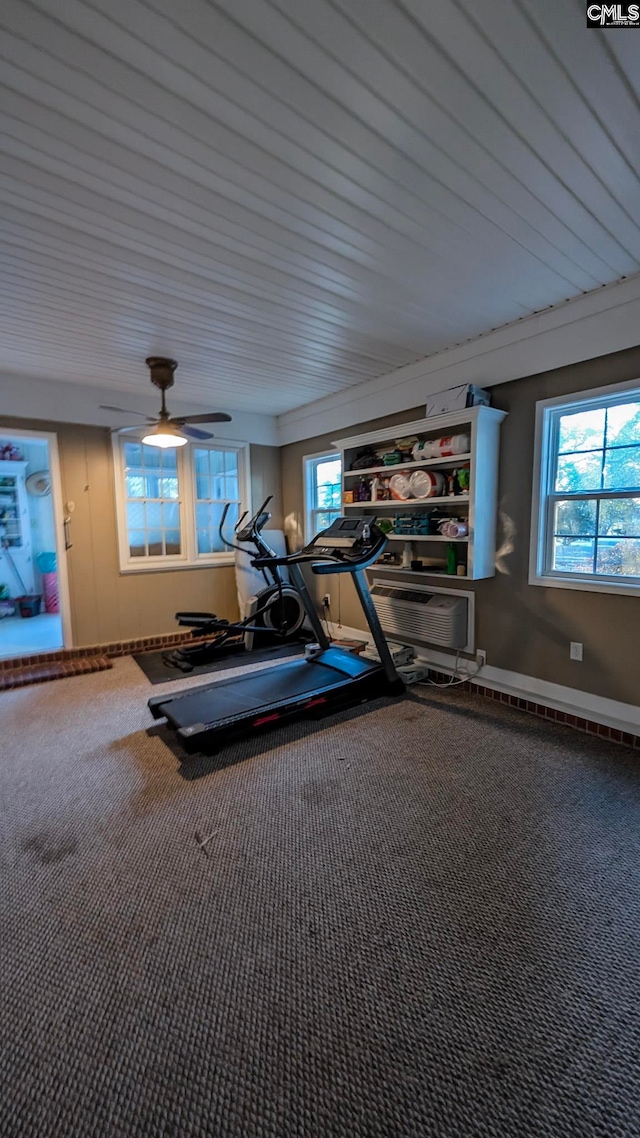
[{"xmin": 165, "ymin": 496, "xmax": 308, "ymax": 672}]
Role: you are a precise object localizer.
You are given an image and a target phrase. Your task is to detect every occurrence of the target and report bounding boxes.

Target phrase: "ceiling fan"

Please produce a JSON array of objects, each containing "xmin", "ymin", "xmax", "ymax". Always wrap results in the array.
[{"xmin": 100, "ymin": 357, "xmax": 232, "ymax": 448}]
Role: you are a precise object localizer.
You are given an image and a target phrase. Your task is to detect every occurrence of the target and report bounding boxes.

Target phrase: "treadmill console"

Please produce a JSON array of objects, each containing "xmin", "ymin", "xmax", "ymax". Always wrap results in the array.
[
  {"xmin": 249, "ymin": 516, "xmax": 388, "ymax": 575},
  {"xmin": 305, "ymin": 517, "xmax": 385, "ymax": 569}
]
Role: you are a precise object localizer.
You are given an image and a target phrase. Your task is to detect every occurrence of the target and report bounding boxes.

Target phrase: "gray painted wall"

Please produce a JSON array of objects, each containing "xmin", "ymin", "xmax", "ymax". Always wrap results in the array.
[{"xmin": 281, "ymin": 346, "xmax": 640, "ymax": 706}]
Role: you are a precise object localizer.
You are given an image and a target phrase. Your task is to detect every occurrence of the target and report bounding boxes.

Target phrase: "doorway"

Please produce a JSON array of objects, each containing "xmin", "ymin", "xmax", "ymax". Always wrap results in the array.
[{"xmin": 0, "ymin": 429, "xmax": 71, "ymax": 660}]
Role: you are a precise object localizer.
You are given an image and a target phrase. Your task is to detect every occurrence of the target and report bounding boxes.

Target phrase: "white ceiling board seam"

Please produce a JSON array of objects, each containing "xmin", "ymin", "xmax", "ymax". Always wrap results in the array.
[
  {"xmin": 0, "ymin": 230, "xmax": 426, "ymax": 352},
  {"xmin": 396, "ymin": 0, "xmax": 640, "ymax": 267},
  {"xmin": 3, "ymin": 22, "xmax": 541, "ymax": 283},
  {"xmin": 458, "ymin": 0, "xmax": 640, "ymax": 223},
  {"xmin": 148, "ymin": 0, "xmax": 624, "ymax": 283},
  {"xmin": 0, "ymin": 299, "xmax": 371, "ymax": 387},
  {"xmin": 1, "ymin": 212, "xmax": 424, "ymax": 338},
  {"xmin": 264, "ymin": 0, "xmax": 609, "ymax": 290},
  {"xmin": 0, "ymin": 251, "xmax": 410, "ymax": 365},
  {"xmin": 1, "ymin": 174, "xmax": 531, "ymax": 334},
  {"xmin": 333, "ymin": 0, "xmax": 632, "ymax": 279},
  {"xmin": 399, "ymin": 0, "xmax": 640, "ymax": 259}
]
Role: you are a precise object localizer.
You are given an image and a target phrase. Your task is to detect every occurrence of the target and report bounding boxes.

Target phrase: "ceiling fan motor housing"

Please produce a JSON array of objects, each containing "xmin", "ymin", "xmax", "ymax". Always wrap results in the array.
[{"xmin": 146, "ymin": 357, "xmax": 178, "ymax": 392}]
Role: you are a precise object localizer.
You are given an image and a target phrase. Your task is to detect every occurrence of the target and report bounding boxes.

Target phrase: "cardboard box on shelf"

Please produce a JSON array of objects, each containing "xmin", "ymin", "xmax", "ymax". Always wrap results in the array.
[{"xmin": 425, "ymin": 384, "xmax": 491, "ymax": 417}]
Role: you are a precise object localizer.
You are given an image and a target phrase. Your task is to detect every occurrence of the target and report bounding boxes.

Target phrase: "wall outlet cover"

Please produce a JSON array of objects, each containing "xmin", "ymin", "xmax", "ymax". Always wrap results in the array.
[{"xmin": 570, "ymin": 641, "xmax": 583, "ymax": 661}]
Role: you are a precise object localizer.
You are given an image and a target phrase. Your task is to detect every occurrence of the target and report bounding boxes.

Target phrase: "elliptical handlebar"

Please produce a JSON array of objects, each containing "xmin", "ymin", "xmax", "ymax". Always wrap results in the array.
[{"xmin": 218, "ymin": 495, "xmax": 274, "ymax": 555}]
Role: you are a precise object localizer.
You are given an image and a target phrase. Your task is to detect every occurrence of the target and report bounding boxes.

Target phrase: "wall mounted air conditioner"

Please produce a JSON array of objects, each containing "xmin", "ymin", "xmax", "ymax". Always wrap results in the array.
[{"xmin": 370, "ymin": 579, "xmax": 473, "ymax": 652}]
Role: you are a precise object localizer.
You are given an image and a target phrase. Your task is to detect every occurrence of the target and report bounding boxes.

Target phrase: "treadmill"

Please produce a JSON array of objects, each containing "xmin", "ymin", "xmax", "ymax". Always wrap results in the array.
[{"xmin": 148, "ymin": 517, "xmax": 405, "ymax": 755}]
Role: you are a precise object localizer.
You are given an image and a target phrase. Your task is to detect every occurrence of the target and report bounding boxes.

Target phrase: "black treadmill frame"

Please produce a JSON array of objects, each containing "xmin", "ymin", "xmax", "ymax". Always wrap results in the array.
[
  {"xmin": 148, "ymin": 647, "xmax": 395, "ymax": 754},
  {"xmin": 149, "ymin": 520, "xmax": 403, "ymax": 755}
]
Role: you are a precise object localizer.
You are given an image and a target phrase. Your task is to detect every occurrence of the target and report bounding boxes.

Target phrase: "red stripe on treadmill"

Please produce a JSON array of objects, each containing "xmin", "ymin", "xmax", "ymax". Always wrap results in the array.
[
  {"xmin": 304, "ymin": 697, "xmax": 327, "ymax": 709},
  {"xmin": 253, "ymin": 713, "xmax": 280, "ymax": 726}
]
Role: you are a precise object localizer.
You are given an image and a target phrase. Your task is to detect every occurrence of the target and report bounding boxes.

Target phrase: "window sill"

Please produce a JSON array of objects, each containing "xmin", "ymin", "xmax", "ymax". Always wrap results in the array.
[
  {"xmin": 119, "ymin": 557, "xmax": 235, "ymax": 575},
  {"xmin": 529, "ymin": 572, "xmax": 640, "ymax": 598}
]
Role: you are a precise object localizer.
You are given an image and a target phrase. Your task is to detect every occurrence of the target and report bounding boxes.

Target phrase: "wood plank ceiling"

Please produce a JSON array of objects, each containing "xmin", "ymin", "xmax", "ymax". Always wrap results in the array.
[{"xmin": 1, "ymin": 0, "xmax": 639, "ymax": 416}]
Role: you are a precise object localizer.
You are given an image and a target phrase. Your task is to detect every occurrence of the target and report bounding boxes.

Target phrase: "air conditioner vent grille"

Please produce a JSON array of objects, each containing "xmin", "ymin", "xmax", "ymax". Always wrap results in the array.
[
  {"xmin": 371, "ymin": 582, "xmax": 469, "ymax": 649},
  {"xmin": 371, "ymin": 585, "xmax": 435, "ymax": 605}
]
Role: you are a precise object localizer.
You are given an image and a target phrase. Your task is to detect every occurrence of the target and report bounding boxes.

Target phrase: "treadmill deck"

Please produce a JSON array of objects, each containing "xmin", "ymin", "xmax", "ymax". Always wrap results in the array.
[{"xmin": 149, "ymin": 648, "xmax": 391, "ymax": 752}]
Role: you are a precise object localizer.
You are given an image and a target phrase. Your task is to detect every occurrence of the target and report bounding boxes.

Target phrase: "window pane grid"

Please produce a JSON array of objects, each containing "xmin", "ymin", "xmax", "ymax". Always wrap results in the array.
[
  {"xmin": 194, "ymin": 446, "xmax": 242, "ymax": 556},
  {"xmin": 545, "ymin": 396, "xmax": 640, "ymax": 582},
  {"xmin": 558, "ymin": 439, "xmax": 640, "ymax": 456},
  {"xmin": 306, "ymin": 453, "xmax": 342, "ymax": 539},
  {"xmin": 311, "ymin": 508, "xmax": 341, "ymax": 533},
  {"xmin": 123, "ymin": 442, "xmax": 182, "ymax": 559}
]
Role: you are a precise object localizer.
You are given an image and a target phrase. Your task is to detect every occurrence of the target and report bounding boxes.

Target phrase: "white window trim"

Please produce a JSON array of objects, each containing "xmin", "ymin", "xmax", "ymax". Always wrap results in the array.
[
  {"xmin": 530, "ymin": 376, "xmax": 640, "ymax": 597},
  {"xmin": 112, "ymin": 433, "xmax": 250, "ymax": 573},
  {"xmin": 303, "ymin": 449, "xmax": 342, "ymax": 542}
]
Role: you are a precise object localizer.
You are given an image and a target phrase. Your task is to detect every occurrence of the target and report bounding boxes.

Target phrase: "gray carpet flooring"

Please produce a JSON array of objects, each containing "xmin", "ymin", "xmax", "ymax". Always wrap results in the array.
[{"xmin": 1, "ymin": 657, "xmax": 640, "ymax": 1137}]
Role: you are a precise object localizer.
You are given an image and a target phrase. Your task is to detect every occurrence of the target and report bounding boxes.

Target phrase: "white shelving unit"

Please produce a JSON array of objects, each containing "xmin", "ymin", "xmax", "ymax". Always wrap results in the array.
[{"xmin": 332, "ymin": 405, "xmax": 507, "ymax": 581}]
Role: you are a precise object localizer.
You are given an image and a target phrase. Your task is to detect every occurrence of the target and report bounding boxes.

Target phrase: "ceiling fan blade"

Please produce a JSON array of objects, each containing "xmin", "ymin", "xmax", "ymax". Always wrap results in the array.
[
  {"xmin": 100, "ymin": 404, "xmax": 156, "ymax": 422},
  {"xmin": 182, "ymin": 425, "xmax": 214, "ymax": 441},
  {"xmin": 172, "ymin": 412, "xmax": 232, "ymax": 425},
  {"xmin": 109, "ymin": 424, "xmax": 151, "ymax": 434}
]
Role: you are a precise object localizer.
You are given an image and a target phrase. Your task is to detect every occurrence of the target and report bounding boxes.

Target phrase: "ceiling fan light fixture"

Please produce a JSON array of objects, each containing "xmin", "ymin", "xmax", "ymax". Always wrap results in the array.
[{"xmin": 141, "ymin": 421, "xmax": 188, "ymax": 448}]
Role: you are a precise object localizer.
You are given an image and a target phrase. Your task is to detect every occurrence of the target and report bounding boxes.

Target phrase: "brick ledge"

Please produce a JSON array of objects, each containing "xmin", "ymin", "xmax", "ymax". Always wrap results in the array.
[
  {"xmin": 0, "ymin": 629, "xmax": 212, "ymax": 672},
  {"xmin": 0, "ymin": 655, "xmax": 112, "ymax": 691}
]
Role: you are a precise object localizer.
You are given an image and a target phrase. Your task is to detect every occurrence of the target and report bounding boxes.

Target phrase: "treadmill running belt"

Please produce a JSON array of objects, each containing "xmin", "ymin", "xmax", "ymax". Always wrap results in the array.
[{"xmin": 155, "ymin": 658, "xmax": 363, "ymax": 730}]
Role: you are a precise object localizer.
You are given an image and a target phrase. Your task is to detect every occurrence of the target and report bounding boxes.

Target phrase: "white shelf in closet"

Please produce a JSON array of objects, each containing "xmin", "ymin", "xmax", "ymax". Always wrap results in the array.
[{"xmin": 333, "ymin": 404, "xmax": 506, "ymax": 581}]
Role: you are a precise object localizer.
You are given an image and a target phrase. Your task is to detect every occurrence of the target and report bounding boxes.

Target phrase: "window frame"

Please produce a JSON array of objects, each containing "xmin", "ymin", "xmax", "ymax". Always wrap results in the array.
[
  {"xmin": 113, "ymin": 432, "xmax": 250, "ymax": 573},
  {"xmin": 530, "ymin": 377, "xmax": 640, "ymax": 596},
  {"xmin": 303, "ymin": 450, "xmax": 342, "ymax": 542}
]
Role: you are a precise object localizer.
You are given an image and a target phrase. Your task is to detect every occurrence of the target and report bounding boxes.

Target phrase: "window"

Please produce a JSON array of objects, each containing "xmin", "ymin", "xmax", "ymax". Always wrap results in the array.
[
  {"xmin": 123, "ymin": 443, "xmax": 182, "ymax": 559},
  {"xmin": 530, "ymin": 379, "xmax": 640, "ymax": 595},
  {"xmin": 304, "ymin": 452, "xmax": 342, "ymax": 540},
  {"xmin": 114, "ymin": 436, "xmax": 249, "ymax": 571},
  {"xmin": 194, "ymin": 447, "xmax": 240, "ymax": 555}
]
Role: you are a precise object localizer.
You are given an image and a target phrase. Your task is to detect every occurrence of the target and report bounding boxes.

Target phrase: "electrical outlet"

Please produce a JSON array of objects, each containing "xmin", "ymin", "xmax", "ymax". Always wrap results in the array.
[
  {"xmin": 322, "ymin": 593, "xmax": 331, "ymax": 608},
  {"xmin": 476, "ymin": 649, "xmax": 486, "ymax": 668},
  {"xmin": 570, "ymin": 641, "xmax": 583, "ymax": 661}
]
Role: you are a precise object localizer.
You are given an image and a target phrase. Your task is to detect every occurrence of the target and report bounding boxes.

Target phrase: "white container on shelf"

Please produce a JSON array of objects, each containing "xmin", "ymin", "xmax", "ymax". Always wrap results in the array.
[
  {"xmin": 408, "ymin": 469, "xmax": 445, "ymax": 499},
  {"xmin": 413, "ymin": 434, "xmax": 470, "ymax": 460},
  {"xmin": 389, "ymin": 473, "xmax": 412, "ymax": 501},
  {"xmin": 440, "ymin": 520, "xmax": 469, "ymax": 538}
]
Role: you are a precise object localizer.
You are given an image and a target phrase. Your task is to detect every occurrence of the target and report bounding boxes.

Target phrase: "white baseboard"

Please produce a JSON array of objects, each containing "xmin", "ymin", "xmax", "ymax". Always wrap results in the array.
[{"xmin": 328, "ymin": 622, "xmax": 640, "ymax": 737}]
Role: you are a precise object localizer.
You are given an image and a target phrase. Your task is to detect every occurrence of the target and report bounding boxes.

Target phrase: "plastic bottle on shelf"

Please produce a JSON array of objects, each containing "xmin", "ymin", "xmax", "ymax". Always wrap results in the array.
[
  {"xmin": 371, "ymin": 476, "xmax": 380, "ymax": 503},
  {"xmin": 446, "ymin": 542, "xmax": 457, "ymax": 575},
  {"xmin": 413, "ymin": 434, "xmax": 470, "ymax": 461}
]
